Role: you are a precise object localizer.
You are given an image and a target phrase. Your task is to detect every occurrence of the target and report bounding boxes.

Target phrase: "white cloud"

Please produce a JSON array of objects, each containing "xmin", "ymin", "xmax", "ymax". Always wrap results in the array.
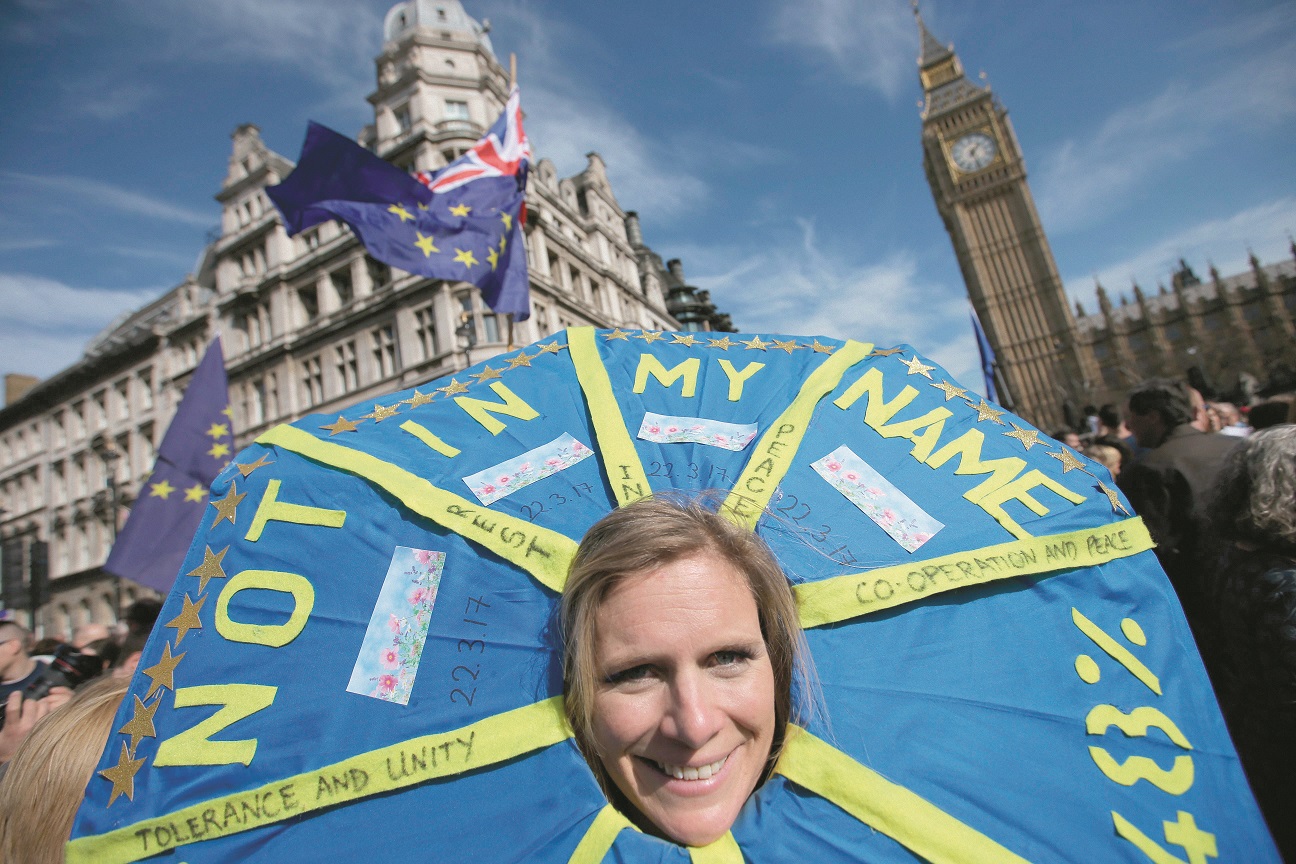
[
  {"xmin": 764, "ymin": 0, "xmax": 915, "ymax": 100},
  {"xmin": 0, "ymin": 171, "xmax": 215, "ymax": 227},
  {"xmin": 1064, "ymin": 197, "xmax": 1296, "ymax": 310},
  {"xmin": 67, "ymin": 80, "xmax": 156, "ymax": 121},
  {"xmin": 0, "ymin": 238, "xmax": 57, "ymax": 252},
  {"xmin": 1036, "ymin": 18, "xmax": 1296, "ymax": 232}
]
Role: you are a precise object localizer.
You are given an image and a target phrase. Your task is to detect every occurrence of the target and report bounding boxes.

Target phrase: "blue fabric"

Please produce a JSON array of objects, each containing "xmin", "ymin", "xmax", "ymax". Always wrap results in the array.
[
  {"xmin": 104, "ymin": 338, "xmax": 232, "ymax": 593},
  {"xmin": 72, "ymin": 331, "xmax": 1277, "ymax": 862},
  {"xmin": 970, "ymin": 306, "xmax": 999, "ymax": 404}
]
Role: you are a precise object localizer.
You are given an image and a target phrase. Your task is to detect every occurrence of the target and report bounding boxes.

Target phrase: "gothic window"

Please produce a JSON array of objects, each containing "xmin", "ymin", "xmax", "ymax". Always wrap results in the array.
[
  {"xmin": 332, "ymin": 266, "xmax": 354, "ymax": 305},
  {"xmin": 335, "ymin": 341, "xmax": 359, "ymax": 391},
  {"xmin": 415, "ymin": 305, "xmax": 439, "ymax": 360},
  {"xmin": 371, "ymin": 324, "xmax": 398, "ymax": 378},
  {"xmin": 298, "ymin": 286, "xmax": 320, "ymax": 322},
  {"xmin": 301, "ymin": 356, "xmax": 324, "ymax": 408},
  {"xmin": 366, "ymin": 256, "xmax": 391, "ymax": 290}
]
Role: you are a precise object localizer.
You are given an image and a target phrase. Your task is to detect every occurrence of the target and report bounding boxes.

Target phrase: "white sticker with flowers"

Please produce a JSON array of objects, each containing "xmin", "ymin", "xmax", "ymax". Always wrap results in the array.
[
  {"xmin": 462, "ymin": 433, "xmax": 594, "ymax": 505},
  {"xmin": 347, "ymin": 546, "xmax": 445, "ymax": 706},
  {"xmin": 637, "ymin": 412, "xmax": 758, "ymax": 451},
  {"xmin": 811, "ymin": 445, "xmax": 944, "ymax": 553}
]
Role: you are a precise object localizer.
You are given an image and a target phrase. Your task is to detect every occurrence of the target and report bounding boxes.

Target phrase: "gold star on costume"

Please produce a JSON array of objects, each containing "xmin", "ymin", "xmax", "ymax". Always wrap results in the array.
[
  {"xmin": 453, "ymin": 249, "xmax": 478, "ymax": 269},
  {"xmin": 1048, "ymin": 447, "xmax": 1087, "ymax": 473},
  {"xmin": 672, "ymin": 333, "xmax": 700, "ymax": 346},
  {"xmin": 142, "ymin": 642, "xmax": 186, "ymax": 700},
  {"xmin": 772, "ymin": 339, "xmax": 801, "ymax": 354},
  {"xmin": 119, "ymin": 694, "xmax": 161, "ymax": 753},
  {"xmin": 210, "ymin": 482, "xmax": 245, "ymax": 527},
  {"xmin": 436, "ymin": 378, "xmax": 470, "ymax": 396},
  {"xmin": 387, "ymin": 203, "xmax": 414, "ymax": 222},
  {"xmin": 811, "ymin": 340, "xmax": 836, "ymax": 354},
  {"xmin": 320, "ymin": 415, "xmax": 361, "ymax": 435},
  {"xmin": 536, "ymin": 342, "xmax": 565, "ymax": 355},
  {"xmin": 183, "ymin": 484, "xmax": 206, "ymax": 503},
  {"xmin": 1003, "ymin": 423, "xmax": 1046, "ymax": 451},
  {"xmin": 471, "ymin": 366, "xmax": 502, "ymax": 383},
  {"xmin": 500, "ymin": 212, "xmax": 513, "ymax": 230},
  {"xmin": 208, "ymin": 442, "xmax": 231, "ymax": 459},
  {"xmin": 741, "ymin": 336, "xmax": 771, "ymax": 351},
  {"xmin": 149, "ymin": 479, "xmax": 175, "ymax": 499},
  {"xmin": 930, "ymin": 380, "xmax": 968, "ymax": 401},
  {"xmin": 449, "ymin": 203, "xmax": 471, "ymax": 217},
  {"xmin": 871, "ymin": 346, "xmax": 903, "ymax": 356},
  {"xmin": 187, "ymin": 545, "xmax": 228, "ymax": 593},
  {"xmin": 486, "ymin": 247, "xmax": 500, "ymax": 270},
  {"xmin": 900, "ymin": 356, "xmax": 935, "ymax": 378},
  {"xmin": 635, "ymin": 331, "xmax": 666, "ymax": 344},
  {"xmin": 99, "ymin": 742, "xmax": 146, "ymax": 806},
  {"xmin": 966, "ymin": 399, "xmax": 1007, "ymax": 425},
  {"xmin": 603, "ymin": 329, "xmax": 631, "ymax": 341},
  {"xmin": 708, "ymin": 336, "xmax": 736, "ymax": 350},
  {"xmin": 361, "ymin": 403, "xmax": 401, "ymax": 423},
  {"xmin": 414, "ymin": 232, "xmax": 439, "ymax": 257},
  {"xmin": 402, "ymin": 390, "xmax": 434, "ymax": 408},
  {"xmin": 1096, "ymin": 480, "xmax": 1130, "ymax": 515},
  {"xmin": 236, "ymin": 454, "xmax": 275, "ymax": 477},
  {"xmin": 506, "ymin": 352, "xmax": 535, "ymax": 370},
  {"xmin": 206, "ymin": 422, "xmax": 230, "ymax": 439},
  {"xmin": 166, "ymin": 593, "xmax": 207, "ymax": 645}
]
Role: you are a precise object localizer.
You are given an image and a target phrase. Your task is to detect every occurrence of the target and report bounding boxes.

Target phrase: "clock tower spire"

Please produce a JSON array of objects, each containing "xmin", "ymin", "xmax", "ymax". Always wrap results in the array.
[{"xmin": 915, "ymin": 8, "xmax": 1095, "ymax": 430}]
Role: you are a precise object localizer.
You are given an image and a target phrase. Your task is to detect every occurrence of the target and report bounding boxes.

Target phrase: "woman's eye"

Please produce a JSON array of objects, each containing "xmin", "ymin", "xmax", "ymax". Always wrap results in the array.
[
  {"xmin": 607, "ymin": 665, "xmax": 653, "ymax": 684},
  {"xmin": 712, "ymin": 650, "xmax": 750, "ymax": 667}
]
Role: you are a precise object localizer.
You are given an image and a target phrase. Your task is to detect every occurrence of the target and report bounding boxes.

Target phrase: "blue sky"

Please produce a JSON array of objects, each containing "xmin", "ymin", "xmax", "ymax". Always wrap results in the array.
[{"xmin": 2, "ymin": 0, "xmax": 1293, "ymax": 392}]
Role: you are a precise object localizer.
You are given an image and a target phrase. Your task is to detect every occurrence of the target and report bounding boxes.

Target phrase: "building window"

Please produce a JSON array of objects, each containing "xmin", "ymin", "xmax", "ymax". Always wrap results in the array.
[
  {"xmin": 366, "ymin": 256, "xmax": 391, "ymax": 291},
  {"xmin": 371, "ymin": 324, "xmax": 398, "ymax": 378},
  {"xmin": 249, "ymin": 378, "xmax": 266, "ymax": 426},
  {"xmin": 415, "ymin": 305, "xmax": 439, "ymax": 359},
  {"xmin": 457, "ymin": 290, "xmax": 500, "ymax": 347},
  {"xmin": 114, "ymin": 379, "xmax": 130, "ymax": 419},
  {"xmin": 335, "ymin": 341, "xmax": 359, "ymax": 391},
  {"xmin": 332, "ymin": 266, "xmax": 354, "ymax": 305},
  {"xmin": 92, "ymin": 391, "xmax": 107, "ymax": 431},
  {"xmin": 444, "ymin": 100, "xmax": 469, "ymax": 121},
  {"xmin": 298, "ymin": 286, "xmax": 320, "ymax": 322},
  {"xmin": 302, "ymin": 229, "xmax": 321, "ymax": 253},
  {"xmin": 395, "ymin": 104, "xmax": 412, "ymax": 133},
  {"xmin": 266, "ymin": 372, "xmax": 280, "ymax": 420},
  {"xmin": 52, "ymin": 411, "xmax": 66, "ymax": 447},
  {"xmin": 301, "ymin": 356, "xmax": 324, "ymax": 407},
  {"xmin": 136, "ymin": 424, "xmax": 155, "ymax": 476}
]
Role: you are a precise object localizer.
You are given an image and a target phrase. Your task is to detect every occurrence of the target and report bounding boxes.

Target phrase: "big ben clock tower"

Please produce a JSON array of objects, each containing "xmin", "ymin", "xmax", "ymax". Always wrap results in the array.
[{"xmin": 916, "ymin": 9, "xmax": 1095, "ymax": 430}]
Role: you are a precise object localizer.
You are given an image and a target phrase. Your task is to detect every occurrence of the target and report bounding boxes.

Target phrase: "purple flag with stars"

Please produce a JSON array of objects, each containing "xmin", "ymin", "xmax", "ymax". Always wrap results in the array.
[{"xmin": 104, "ymin": 338, "xmax": 233, "ymax": 593}]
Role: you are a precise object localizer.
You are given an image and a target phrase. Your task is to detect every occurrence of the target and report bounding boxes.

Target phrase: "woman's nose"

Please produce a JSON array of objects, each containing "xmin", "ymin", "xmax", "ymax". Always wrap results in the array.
[{"xmin": 662, "ymin": 674, "xmax": 724, "ymax": 748}]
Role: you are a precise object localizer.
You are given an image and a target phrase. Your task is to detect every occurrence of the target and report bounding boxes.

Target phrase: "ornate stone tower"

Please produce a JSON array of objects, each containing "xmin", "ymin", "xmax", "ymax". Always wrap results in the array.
[{"xmin": 916, "ymin": 10, "xmax": 1095, "ymax": 430}]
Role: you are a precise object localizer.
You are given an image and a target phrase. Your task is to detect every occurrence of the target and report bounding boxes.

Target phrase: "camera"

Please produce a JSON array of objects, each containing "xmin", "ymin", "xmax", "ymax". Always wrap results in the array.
[{"xmin": 0, "ymin": 644, "xmax": 105, "ymax": 729}]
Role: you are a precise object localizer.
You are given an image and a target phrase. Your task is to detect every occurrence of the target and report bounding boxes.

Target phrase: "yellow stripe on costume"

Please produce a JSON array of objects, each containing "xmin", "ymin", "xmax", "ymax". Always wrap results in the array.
[
  {"xmin": 66, "ymin": 698, "xmax": 574, "ymax": 864},
  {"xmin": 567, "ymin": 804, "xmax": 638, "ymax": 864},
  {"xmin": 689, "ymin": 831, "xmax": 744, "ymax": 864},
  {"xmin": 568, "ymin": 327, "xmax": 652, "ymax": 507},
  {"xmin": 797, "ymin": 517, "xmax": 1154, "ymax": 629},
  {"xmin": 723, "ymin": 341, "xmax": 873, "ymax": 530},
  {"xmin": 256, "ymin": 424, "xmax": 576, "ymax": 593},
  {"xmin": 776, "ymin": 727, "xmax": 1032, "ymax": 864}
]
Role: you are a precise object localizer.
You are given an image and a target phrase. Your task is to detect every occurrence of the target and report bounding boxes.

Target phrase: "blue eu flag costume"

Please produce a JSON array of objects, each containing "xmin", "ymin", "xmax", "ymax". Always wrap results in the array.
[
  {"xmin": 70, "ymin": 329, "xmax": 1278, "ymax": 862},
  {"xmin": 266, "ymin": 88, "xmax": 531, "ymax": 320},
  {"xmin": 103, "ymin": 338, "xmax": 233, "ymax": 594}
]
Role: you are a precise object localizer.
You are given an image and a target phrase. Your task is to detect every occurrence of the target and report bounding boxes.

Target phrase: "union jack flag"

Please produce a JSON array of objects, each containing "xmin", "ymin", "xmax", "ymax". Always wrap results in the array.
[{"xmin": 416, "ymin": 87, "xmax": 531, "ymax": 194}]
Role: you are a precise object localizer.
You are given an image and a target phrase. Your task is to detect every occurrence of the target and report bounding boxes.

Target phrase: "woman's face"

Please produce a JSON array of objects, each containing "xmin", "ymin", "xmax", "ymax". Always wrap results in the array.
[{"xmin": 589, "ymin": 550, "xmax": 776, "ymax": 847}]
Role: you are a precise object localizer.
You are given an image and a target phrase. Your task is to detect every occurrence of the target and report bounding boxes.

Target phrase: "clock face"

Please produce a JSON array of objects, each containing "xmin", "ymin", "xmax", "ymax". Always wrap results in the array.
[{"xmin": 950, "ymin": 132, "xmax": 997, "ymax": 173}]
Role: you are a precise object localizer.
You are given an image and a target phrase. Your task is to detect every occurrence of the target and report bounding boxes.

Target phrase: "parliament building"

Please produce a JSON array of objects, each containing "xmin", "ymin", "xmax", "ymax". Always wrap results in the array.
[{"xmin": 0, "ymin": 0, "xmax": 731, "ymax": 636}]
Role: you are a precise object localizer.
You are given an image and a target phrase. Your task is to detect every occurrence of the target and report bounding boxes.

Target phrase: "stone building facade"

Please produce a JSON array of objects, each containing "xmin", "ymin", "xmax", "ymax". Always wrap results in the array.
[{"xmin": 0, "ymin": 0, "xmax": 730, "ymax": 636}]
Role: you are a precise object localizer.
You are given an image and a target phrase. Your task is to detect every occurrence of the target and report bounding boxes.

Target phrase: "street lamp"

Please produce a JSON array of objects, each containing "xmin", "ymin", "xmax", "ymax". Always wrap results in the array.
[{"xmin": 90, "ymin": 434, "xmax": 123, "ymax": 623}]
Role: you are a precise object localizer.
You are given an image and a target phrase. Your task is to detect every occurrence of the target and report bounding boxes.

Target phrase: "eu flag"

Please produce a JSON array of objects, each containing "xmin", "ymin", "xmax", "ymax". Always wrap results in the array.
[
  {"xmin": 970, "ymin": 304, "xmax": 1000, "ymax": 404},
  {"xmin": 267, "ymin": 88, "xmax": 531, "ymax": 320},
  {"xmin": 104, "ymin": 338, "xmax": 232, "ymax": 593}
]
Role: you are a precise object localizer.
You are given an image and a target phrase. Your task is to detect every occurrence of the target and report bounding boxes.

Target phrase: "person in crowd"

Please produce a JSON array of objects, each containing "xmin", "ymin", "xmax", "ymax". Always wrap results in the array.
[
  {"xmin": 72, "ymin": 622, "xmax": 112, "ymax": 649},
  {"xmin": 1209, "ymin": 401, "xmax": 1249, "ymax": 438},
  {"xmin": 561, "ymin": 496, "xmax": 812, "ymax": 847},
  {"xmin": 0, "ymin": 673, "xmax": 129, "ymax": 863},
  {"xmin": 1188, "ymin": 387, "xmax": 1213, "ymax": 433},
  {"xmin": 123, "ymin": 598, "xmax": 163, "ymax": 640},
  {"xmin": 1054, "ymin": 429, "xmax": 1083, "ymax": 452},
  {"xmin": 1248, "ymin": 395, "xmax": 1295, "ymax": 431},
  {"xmin": 1084, "ymin": 443, "xmax": 1123, "ymax": 479},
  {"xmin": 1199, "ymin": 426, "xmax": 1296, "ymax": 860},
  {"xmin": 0, "ymin": 622, "xmax": 72, "ymax": 764},
  {"xmin": 1118, "ymin": 379, "xmax": 1241, "ymax": 634}
]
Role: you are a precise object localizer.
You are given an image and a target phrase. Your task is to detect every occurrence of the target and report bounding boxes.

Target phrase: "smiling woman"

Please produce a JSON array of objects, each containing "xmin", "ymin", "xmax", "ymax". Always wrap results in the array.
[{"xmin": 560, "ymin": 495, "xmax": 810, "ymax": 847}]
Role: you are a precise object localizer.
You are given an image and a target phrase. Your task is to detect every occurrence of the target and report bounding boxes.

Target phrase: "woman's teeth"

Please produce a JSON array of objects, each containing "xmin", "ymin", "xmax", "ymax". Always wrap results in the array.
[{"xmin": 654, "ymin": 755, "xmax": 727, "ymax": 781}]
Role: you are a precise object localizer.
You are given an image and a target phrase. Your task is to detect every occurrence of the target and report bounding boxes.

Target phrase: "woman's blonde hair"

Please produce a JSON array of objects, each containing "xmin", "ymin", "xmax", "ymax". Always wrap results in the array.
[
  {"xmin": 560, "ymin": 494, "xmax": 810, "ymax": 800},
  {"xmin": 0, "ymin": 674, "xmax": 129, "ymax": 864}
]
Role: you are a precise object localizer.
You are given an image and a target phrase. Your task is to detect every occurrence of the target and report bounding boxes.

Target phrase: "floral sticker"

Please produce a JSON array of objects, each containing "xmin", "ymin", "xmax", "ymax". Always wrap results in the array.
[
  {"xmin": 347, "ymin": 546, "xmax": 445, "ymax": 706},
  {"xmin": 637, "ymin": 412, "xmax": 758, "ymax": 452},
  {"xmin": 462, "ymin": 433, "xmax": 593, "ymax": 505},
  {"xmin": 811, "ymin": 445, "xmax": 944, "ymax": 553}
]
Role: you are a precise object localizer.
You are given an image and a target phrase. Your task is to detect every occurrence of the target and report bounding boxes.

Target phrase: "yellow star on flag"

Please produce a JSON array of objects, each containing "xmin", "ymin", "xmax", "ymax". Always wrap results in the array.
[
  {"xmin": 472, "ymin": 365, "xmax": 502, "ymax": 383},
  {"xmin": 930, "ymin": 380, "xmax": 968, "ymax": 401},
  {"xmin": 672, "ymin": 333, "xmax": 700, "ymax": 346},
  {"xmin": 165, "ymin": 593, "xmax": 207, "ymax": 645},
  {"xmin": 1048, "ymin": 447, "xmax": 1087, "ymax": 473},
  {"xmin": 708, "ymin": 336, "xmax": 736, "ymax": 349},
  {"xmin": 119, "ymin": 694, "xmax": 161, "ymax": 753},
  {"xmin": 183, "ymin": 484, "xmax": 206, "ymax": 503},
  {"xmin": 901, "ymin": 356, "xmax": 936, "ymax": 378},
  {"xmin": 187, "ymin": 545, "xmax": 229, "ymax": 593},
  {"xmin": 1096, "ymin": 480, "xmax": 1131, "ymax": 515},
  {"xmin": 402, "ymin": 390, "xmax": 434, "ymax": 408},
  {"xmin": 500, "ymin": 211, "xmax": 513, "ymax": 230},
  {"xmin": 636, "ymin": 331, "xmax": 666, "ymax": 344},
  {"xmin": 1003, "ymin": 423, "xmax": 1046, "ymax": 451},
  {"xmin": 772, "ymin": 339, "xmax": 801, "ymax": 354},
  {"xmin": 741, "ymin": 336, "xmax": 771, "ymax": 351},
  {"xmin": 320, "ymin": 415, "xmax": 361, "ymax": 435},
  {"xmin": 149, "ymin": 479, "xmax": 175, "ymax": 499},
  {"xmin": 413, "ymin": 231, "xmax": 439, "ymax": 257},
  {"xmin": 810, "ymin": 340, "xmax": 836, "ymax": 354},
  {"xmin": 236, "ymin": 454, "xmax": 274, "ymax": 477},
  {"xmin": 498, "ymin": 233, "xmax": 507, "ymax": 252},
  {"xmin": 506, "ymin": 352, "xmax": 535, "ymax": 370},
  {"xmin": 206, "ymin": 422, "xmax": 229, "ymax": 439},
  {"xmin": 361, "ymin": 403, "xmax": 401, "ymax": 423},
  {"xmin": 454, "ymin": 249, "xmax": 478, "ymax": 269},
  {"xmin": 449, "ymin": 203, "xmax": 471, "ymax": 217},
  {"xmin": 222, "ymin": 406, "xmax": 235, "ymax": 418},
  {"xmin": 967, "ymin": 399, "xmax": 1007, "ymax": 425},
  {"xmin": 387, "ymin": 203, "xmax": 414, "ymax": 222},
  {"xmin": 487, "ymin": 247, "xmax": 500, "ymax": 270},
  {"xmin": 142, "ymin": 641, "xmax": 186, "ymax": 700},
  {"xmin": 537, "ymin": 342, "xmax": 566, "ymax": 354},
  {"xmin": 436, "ymin": 378, "xmax": 470, "ymax": 396},
  {"xmin": 208, "ymin": 442, "xmax": 231, "ymax": 459},
  {"xmin": 210, "ymin": 482, "xmax": 245, "ymax": 527},
  {"xmin": 603, "ymin": 329, "xmax": 631, "ymax": 341},
  {"xmin": 417, "ymin": 202, "xmax": 429, "ymax": 210},
  {"xmin": 99, "ymin": 742, "xmax": 146, "ymax": 806}
]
